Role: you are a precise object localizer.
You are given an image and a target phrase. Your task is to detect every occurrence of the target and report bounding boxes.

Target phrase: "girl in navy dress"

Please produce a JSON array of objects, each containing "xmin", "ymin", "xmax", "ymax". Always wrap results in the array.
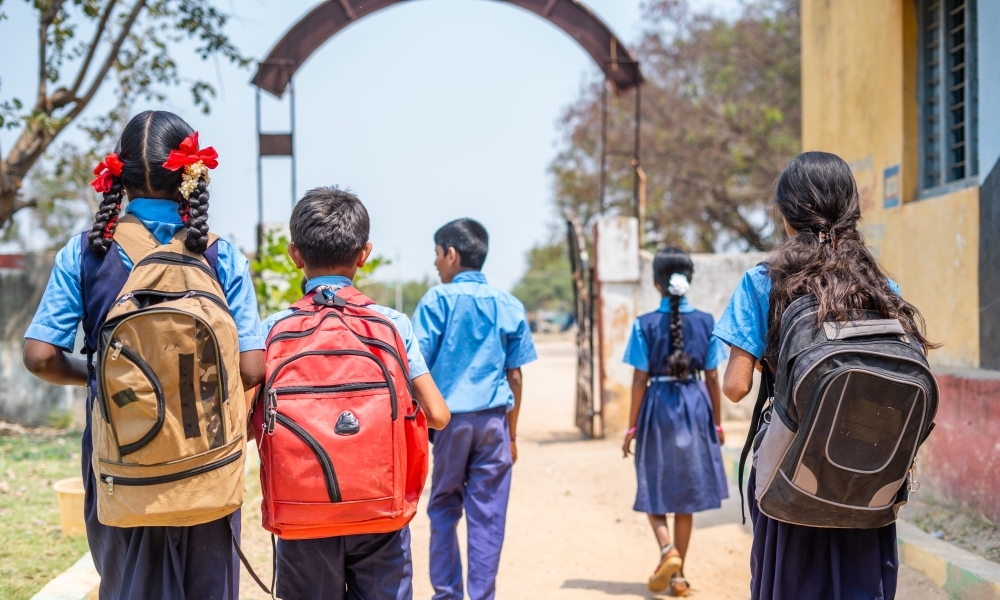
[
  {"xmin": 23, "ymin": 111, "xmax": 266, "ymax": 599},
  {"xmin": 714, "ymin": 152, "xmax": 935, "ymax": 600},
  {"xmin": 622, "ymin": 247, "xmax": 729, "ymax": 597}
]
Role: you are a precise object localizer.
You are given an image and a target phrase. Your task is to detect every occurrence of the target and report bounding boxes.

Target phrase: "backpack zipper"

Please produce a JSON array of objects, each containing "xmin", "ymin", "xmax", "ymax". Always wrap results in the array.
[
  {"xmin": 110, "ymin": 341, "xmax": 167, "ymax": 457},
  {"xmin": 264, "ymin": 350, "xmax": 397, "ymax": 421},
  {"xmin": 135, "ymin": 252, "xmax": 218, "ymax": 280},
  {"xmin": 99, "ymin": 449, "xmax": 242, "ymax": 494},
  {"xmin": 115, "ymin": 289, "xmax": 230, "ymax": 313},
  {"xmin": 274, "ymin": 382, "xmax": 388, "ymax": 395},
  {"xmin": 273, "ymin": 413, "xmax": 342, "ymax": 503}
]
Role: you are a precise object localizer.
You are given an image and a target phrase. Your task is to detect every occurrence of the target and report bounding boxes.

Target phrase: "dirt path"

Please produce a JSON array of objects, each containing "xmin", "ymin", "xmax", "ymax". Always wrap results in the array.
[{"xmin": 240, "ymin": 338, "xmax": 945, "ymax": 599}]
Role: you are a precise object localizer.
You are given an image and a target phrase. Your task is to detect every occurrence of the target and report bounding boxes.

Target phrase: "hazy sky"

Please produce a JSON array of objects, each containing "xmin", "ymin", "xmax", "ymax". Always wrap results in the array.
[{"xmin": 1, "ymin": 0, "xmax": 734, "ymax": 291}]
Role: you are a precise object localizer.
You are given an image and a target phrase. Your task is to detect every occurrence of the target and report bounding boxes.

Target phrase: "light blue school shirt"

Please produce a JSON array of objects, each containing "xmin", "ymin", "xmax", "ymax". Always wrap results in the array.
[
  {"xmin": 412, "ymin": 270, "xmax": 537, "ymax": 413},
  {"xmin": 24, "ymin": 198, "xmax": 265, "ymax": 352},
  {"xmin": 262, "ymin": 275, "xmax": 428, "ymax": 379},
  {"xmin": 622, "ymin": 297, "xmax": 728, "ymax": 372},
  {"xmin": 713, "ymin": 264, "xmax": 901, "ymax": 359}
]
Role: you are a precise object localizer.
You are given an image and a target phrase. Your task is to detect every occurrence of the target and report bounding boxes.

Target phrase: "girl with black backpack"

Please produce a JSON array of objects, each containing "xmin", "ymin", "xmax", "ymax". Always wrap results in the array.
[
  {"xmin": 714, "ymin": 152, "xmax": 936, "ymax": 599},
  {"xmin": 621, "ymin": 247, "xmax": 730, "ymax": 597}
]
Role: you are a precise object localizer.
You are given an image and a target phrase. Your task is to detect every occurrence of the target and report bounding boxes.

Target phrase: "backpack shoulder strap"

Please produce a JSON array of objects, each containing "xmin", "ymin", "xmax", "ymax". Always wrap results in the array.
[
  {"xmin": 113, "ymin": 215, "xmax": 161, "ymax": 264},
  {"xmin": 336, "ymin": 285, "xmax": 374, "ymax": 307}
]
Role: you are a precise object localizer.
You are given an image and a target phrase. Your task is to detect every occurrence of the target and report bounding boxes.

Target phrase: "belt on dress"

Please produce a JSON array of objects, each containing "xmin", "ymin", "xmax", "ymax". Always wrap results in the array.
[{"xmin": 649, "ymin": 373, "xmax": 702, "ymax": 383}]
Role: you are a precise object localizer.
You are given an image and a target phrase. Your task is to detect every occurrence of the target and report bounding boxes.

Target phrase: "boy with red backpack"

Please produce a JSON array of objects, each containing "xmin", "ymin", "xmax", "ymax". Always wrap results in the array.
[{"xmin": 257, "ymin": 187, "xmax": 450, "ymax": 600}]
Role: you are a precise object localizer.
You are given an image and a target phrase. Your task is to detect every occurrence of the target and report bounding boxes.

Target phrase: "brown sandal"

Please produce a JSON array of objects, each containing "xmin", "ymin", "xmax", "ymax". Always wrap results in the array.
[
  {"xmin": 648, "ymin": 544, "xmax": 683, "ymax": 593},
  {"xmin": 670, "ymin": 575, "xmax": 691, "ymax": 597}
]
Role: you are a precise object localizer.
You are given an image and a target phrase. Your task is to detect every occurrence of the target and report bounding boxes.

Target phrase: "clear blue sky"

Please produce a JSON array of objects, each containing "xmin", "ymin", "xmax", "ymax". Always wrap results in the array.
[{"xmin": 1, "ymin": 0, "xmax": 733, "ymax": 291}]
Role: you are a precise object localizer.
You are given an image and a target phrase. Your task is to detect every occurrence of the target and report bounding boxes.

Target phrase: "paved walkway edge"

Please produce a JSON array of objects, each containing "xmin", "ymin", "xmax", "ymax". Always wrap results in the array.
[
  {"xmin": 29, "ymin": 551, "xmax": 99, "ymax": 600},
  {"xmin": 898, "ymin": 519, "xmax": 1000, "ymax": 599}
]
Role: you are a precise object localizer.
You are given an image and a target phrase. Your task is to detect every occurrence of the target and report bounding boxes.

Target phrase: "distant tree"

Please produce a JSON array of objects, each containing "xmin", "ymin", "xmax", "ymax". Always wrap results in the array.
[
  {"xmin": 360, "ymin": 277, "xmax": 436, "ymax": 317},
  {"xmin": 551, "ymin": 0, "xmax": 800, "ymax": 252},
  {"xmin": 0, "ymin": 0, "xmax": 250, "ymax": 234},
  {"xmin": 512, "ymin": 240, "xmax": 573, "ymax": 314}
]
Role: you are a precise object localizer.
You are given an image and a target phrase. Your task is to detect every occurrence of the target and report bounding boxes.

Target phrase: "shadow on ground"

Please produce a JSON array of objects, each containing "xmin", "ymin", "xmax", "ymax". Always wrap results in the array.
[{"xmin": 561, "ymin": 579, "xmax": 662, "ymax": 597}]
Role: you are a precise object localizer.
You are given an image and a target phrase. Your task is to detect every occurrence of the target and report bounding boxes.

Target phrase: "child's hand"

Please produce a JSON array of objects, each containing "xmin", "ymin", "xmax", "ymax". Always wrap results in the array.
[
  {"xmin": 510, "ymin": 440, "xmax": 518, "ymax": 464},
  {"xmin": 622, "ymin": 431, "xmax": 636, "ymax": 458}
]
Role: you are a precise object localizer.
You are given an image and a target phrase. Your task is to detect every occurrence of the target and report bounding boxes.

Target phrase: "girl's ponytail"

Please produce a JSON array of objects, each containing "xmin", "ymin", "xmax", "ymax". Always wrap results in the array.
[
  {"xmin": 181, "ymin": 179, "xmax": 210, "ymax": 253},
  {"xmin": 652, "ymin": 247, "xmax": 696, "ymax": 379},
  {"xmin": 87, "ymin": 153, "xmax": 125, "ymax": 255}
]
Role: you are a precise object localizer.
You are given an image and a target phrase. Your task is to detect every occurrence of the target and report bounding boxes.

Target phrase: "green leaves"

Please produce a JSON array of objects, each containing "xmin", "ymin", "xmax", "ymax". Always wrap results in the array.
[{"xmin": 252, "ymin": 228, "xmax": 304, "ymax": 317}]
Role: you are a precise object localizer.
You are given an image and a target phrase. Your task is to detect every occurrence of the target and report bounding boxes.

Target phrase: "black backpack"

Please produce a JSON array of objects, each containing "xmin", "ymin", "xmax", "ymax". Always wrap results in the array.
[{"xmin": 738, "ymin": 296, "xmax": 938, "ymax": 529}]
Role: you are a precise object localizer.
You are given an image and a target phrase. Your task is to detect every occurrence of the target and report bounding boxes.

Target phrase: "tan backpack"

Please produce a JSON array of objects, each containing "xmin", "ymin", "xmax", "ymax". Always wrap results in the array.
[{"xmin": 91, "ymin": 215, "xmax": 246, "ymax": 527}]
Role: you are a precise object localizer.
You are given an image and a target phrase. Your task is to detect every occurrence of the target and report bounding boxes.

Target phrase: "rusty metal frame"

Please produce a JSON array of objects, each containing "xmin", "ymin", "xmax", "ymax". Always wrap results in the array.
[{"xmin": 252, "ymin": 0, "xmax": 642, "ymax": 98}]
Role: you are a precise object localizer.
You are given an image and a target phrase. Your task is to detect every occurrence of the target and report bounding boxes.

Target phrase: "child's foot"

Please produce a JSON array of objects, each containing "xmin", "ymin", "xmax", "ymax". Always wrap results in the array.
[
  {"xmin": 648, "ymin": 544, "xmax": 683, "ymax": 593},
  {"xmin": 669, "ymin": 575, "xmax": 691, "ymax": 597}
]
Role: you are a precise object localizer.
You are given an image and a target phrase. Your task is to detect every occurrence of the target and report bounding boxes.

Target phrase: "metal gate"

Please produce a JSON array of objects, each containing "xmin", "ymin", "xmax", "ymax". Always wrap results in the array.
[{"xmin": 567, "ymin": 216, "xmax": 601, "ymax": 438}]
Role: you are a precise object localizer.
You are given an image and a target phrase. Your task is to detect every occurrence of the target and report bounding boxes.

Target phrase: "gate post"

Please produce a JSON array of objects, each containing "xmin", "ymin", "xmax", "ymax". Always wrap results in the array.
[{"xmin": 593, "ymin": 216, "xmax": 641, "ymax": 435}]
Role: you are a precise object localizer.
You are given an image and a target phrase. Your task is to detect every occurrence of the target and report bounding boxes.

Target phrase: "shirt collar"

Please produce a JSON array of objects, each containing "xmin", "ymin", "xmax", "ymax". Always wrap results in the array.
[
  {"xmin": 125, "ymin": 198, "xmax": 183, "ymax": 224},
  {"xmin": 305, "ymin": 275, "xmax": 354, "ymax": 292},
  {"xmin": 658, "ymin": 296, "xmax": 695, "ymax": 314},
  {"xmin": 452, "ymin": 271, "xmax": 487, "ymax": 284}
]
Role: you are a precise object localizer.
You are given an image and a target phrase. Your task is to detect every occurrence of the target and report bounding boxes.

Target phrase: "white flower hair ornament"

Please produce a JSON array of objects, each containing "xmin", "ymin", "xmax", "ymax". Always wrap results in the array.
[{"xmin": 667, "ymin": 273, "xmax": 690, "ymax": 297}]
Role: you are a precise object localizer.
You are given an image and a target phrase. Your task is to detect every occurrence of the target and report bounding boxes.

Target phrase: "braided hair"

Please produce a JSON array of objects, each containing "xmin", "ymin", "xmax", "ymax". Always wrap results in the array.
[
  {"xmin": 87, "ymin": 111, "xmax": 210, "ymax": 255},
  {"xmin": 652, "ymin": 247, "xmax": 695, "ymax": 379}
]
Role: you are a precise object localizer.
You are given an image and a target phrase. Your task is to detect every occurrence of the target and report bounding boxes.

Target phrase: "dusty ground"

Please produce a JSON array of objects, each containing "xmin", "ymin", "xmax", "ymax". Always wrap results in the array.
[
  {"xmin": 240, "ymin": 338, "xmax": 946, "ymax": 599},
  {"xmin": 901, "ymin": 494, "xmax": 1000, "ymax": 564}
]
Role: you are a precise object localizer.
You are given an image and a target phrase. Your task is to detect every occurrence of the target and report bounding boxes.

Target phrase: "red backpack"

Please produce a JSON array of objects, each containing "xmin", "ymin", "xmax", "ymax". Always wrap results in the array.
[{"xmin": 251, "ymin": 286, "xmax": 428, "ymax": 539}]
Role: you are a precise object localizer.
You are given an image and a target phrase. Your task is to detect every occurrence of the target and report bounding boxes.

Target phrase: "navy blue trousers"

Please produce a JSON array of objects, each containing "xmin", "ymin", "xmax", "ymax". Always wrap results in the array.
[
  {"xmin": 82, "ymin": 421, "xmax": 240, "ymax": 600},
  {"xmin": 428, "ymin": 408, "xmax": 513, "ymax": 600},
  {"xmin": 275, "ymin": 527, "xmax": 413, "ymax": 600},
  {"xmin": 748, "ymin": 469, "xmax": 899, "ymax": 600}
]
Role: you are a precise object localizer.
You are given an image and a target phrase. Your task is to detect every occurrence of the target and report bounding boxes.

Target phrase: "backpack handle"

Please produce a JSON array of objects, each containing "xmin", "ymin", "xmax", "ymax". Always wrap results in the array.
[{"xmin": 113, "ymin": 214, "xmax": 219, "ymax": 264}]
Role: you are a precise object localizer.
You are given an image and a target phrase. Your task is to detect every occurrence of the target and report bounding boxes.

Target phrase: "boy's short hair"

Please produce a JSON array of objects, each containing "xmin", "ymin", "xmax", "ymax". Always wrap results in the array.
[
  {"xmin": 290, "ymin": 186, "xmax": 369, "ymax": 269},
  {"xmin": 434, "ymin": 218, "xmax": 489, "ymax": 270}
]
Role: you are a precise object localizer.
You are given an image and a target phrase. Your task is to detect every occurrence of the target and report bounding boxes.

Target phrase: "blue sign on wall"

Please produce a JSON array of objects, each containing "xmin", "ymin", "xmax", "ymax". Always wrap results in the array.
[{"xmin": 883, "ymin": 165, "xmax": 900, "ymax": 208}]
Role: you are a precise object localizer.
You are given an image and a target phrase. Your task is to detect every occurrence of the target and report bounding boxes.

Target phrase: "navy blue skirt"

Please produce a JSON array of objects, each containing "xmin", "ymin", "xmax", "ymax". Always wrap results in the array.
[
  {"xmin": 82, "ymin": 398, "xmax": 241, "ymax": 600},
  {"xmin": 747, "ymin": 469, "xmax": 898, "ymax": 600},
  {"xmin": 633, "ymin": 380, "xmax": 729, "ymax": 514}
]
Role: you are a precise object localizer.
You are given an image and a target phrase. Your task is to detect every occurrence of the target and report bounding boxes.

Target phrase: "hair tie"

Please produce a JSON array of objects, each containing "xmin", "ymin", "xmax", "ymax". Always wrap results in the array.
[
  {"xmin": 102, "ymin": 201, "xmax": 122, "ymax": 239},
  {"xmin": 818, "ymin": 229, "xmax": 837, "ymax": 246},
  {"xmin": 162, "ymin": 132, "xmax": 219, "ymax": 200},
  {"xmin": 667, "ymin": 273, "xmax": 690, "ymax": 297},
  {"xmin": 90, "ymin": 153, "xmax": 124, "ymax": 193}
]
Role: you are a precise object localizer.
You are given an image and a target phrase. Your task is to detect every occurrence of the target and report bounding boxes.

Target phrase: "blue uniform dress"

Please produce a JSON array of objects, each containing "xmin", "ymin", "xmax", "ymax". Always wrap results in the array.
[
  {"xmin": 412, "ymin": 270, "xmax": 537, "ymax": 600},
  {"xmin": 714, "ymin": 265, "xmax": 900, "ymax": 600},
  {"xmin": 24, "ymin": 199, "xmax": 265, "ymax": 600},
  {"xmin": 262, "ymin": 275, "xmax": 428, "ymax": 600},
  {"xmin": 623, "ymin": 297, "xmax": 729, "ymax": 515}
]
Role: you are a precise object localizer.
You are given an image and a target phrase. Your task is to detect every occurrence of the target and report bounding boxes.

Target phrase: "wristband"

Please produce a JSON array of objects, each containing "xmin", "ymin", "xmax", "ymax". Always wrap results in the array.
[
  {"xmin": 509, "ymin": 435, "xmax": 516, "ymax": 442},
  {"xmin": 715, "ymin": 425, "xmax": 724, "ymax": 434},
  {"xmin": 626, "ymin": 426, "xmax": 637, "ymax": 436}
]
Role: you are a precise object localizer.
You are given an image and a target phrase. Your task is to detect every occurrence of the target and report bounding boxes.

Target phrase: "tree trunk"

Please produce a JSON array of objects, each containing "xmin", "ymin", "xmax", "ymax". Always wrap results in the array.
[{"xmin": 0, "ymin": 124, "xmax": 54, "ymax": 229}]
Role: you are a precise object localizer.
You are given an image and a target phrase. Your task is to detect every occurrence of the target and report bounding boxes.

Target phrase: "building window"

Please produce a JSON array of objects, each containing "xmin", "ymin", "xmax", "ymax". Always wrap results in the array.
[{"xmin": 919, "ymin": 0, "xmax": 978, "ymax": 194}]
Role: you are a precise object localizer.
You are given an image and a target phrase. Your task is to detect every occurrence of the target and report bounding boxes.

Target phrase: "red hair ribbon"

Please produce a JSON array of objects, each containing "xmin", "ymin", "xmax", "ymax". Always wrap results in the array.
[
  {"xmin": 90, "ymin": 153, "xmax": 124, "ymax": 193},
  {"xmin": 162, "ymin": 132, "xmax": 219, "ymax": 171}
]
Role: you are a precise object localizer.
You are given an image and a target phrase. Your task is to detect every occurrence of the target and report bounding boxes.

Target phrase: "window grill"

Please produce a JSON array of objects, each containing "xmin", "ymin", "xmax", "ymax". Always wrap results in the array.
[{"xmin": 920, "ymin": 0, "xmax": 978, "ymax": 192}]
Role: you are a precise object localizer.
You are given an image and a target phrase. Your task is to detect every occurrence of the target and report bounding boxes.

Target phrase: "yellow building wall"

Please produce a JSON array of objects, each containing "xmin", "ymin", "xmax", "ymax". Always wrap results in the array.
[{"xmin": 802, "ymin": 0, "xmax": 980, "ymax": 368}]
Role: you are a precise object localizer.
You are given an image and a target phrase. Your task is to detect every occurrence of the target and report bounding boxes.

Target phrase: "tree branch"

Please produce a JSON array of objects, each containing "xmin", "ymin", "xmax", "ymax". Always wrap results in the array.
[
  {"xmin": 69, "ymin": 0, "xmax": 146, "ymax": 122},
  {"xmin": 36, "ymin": 0, "xmax": 67, "ymax": 111},
  {"xmin": 69, "ymin": 0, "xmax": 119, "ymax": 98},
  {"xmin": 13, "ymin": 196, "xmax": 39, "ymax": 212}
]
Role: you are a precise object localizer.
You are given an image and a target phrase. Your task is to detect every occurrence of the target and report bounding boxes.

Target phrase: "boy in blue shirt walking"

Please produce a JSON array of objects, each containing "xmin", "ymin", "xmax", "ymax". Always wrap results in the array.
[{"xmin": 413, "ymin": 218, "xmax": 537, "ymax": 600}]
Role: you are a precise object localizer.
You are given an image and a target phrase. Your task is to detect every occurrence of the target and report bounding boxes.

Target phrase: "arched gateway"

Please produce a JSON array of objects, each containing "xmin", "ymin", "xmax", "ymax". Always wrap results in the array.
[{"xmin": 251, "ymin": 0, "xmax": 640, "ymax": 437}]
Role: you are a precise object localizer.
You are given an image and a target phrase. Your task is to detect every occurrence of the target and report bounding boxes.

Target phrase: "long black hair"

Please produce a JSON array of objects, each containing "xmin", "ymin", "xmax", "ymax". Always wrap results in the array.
[
  {"xmin": 765, "ymin": 151, "xmax": 936, "ymax": 364},
  {"xmin": 653, "ymin": 247, "xmax": 695, "ymax": 378},
  {"xmin": 87, "ymin": 111, "xmax": 210, "ymax": 255}
]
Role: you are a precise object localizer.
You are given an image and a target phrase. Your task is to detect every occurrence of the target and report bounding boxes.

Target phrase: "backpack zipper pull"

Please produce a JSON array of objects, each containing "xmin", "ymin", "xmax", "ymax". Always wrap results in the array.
[
  {"xmin": 908, "ymin": 457, "xmax": 921, "ymax": 493},
  {"xmin": 117, "ymin": 293, "xmax": 135, "ymax": 306},
  {"xmin": 265, "ymin": 389, "xmax": 278, "ymax": 435},
  {"xmin": 107, "ymin": 476, "xmax": 114, "ymax": 495},
  {"xmin": 110, "ymin": 340, "xmax": 123, "ymax": 361}
]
